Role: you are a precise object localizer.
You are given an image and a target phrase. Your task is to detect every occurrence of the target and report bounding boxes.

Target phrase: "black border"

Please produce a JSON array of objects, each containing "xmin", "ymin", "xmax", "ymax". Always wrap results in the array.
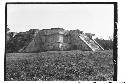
[
  {"xmin": 5, "ymin": 2, "xmax": 118, "ymax": 81},
  {"xmin": 113, "ymin": 2, "xmax": 118, "ymax": 81},
  {"xmin": 5, "ymin": 2, "xmax": 7, "ymax": 81}
]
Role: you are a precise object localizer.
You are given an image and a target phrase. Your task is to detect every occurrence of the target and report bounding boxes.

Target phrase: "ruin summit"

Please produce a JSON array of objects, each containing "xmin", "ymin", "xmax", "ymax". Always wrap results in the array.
[{"xmin": 20, "ymin": 28, "xmax": 104, "ymax": 52}]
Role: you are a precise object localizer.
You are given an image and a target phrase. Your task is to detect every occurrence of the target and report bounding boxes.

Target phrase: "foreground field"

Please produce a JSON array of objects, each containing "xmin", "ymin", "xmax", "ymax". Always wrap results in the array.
[{"xmin": 5, "ymin": 50, "xmax": 114, "ymax": 81}]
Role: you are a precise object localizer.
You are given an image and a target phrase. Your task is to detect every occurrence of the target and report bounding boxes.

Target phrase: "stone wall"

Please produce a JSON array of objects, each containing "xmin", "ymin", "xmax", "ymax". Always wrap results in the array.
[{"xmin": 23, "ymin": 28, "xmax": 92, "ymax": 52}]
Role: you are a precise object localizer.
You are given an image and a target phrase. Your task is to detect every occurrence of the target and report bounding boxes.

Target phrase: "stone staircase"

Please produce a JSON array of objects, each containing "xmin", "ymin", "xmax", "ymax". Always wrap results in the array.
[{"xmin": 79, "ymin": 33, "xmax": 104, "ymax": 51}]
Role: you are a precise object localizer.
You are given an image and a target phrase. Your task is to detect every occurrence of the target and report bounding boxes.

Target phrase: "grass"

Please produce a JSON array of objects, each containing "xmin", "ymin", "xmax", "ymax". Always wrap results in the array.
[{"xmin": 5, "ymin": 50, "xmax": 114, "ymax": 81}]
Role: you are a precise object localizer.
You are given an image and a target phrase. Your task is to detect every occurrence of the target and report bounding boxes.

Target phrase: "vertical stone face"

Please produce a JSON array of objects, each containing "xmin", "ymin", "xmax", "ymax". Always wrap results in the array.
[
  {"xmin": 43, "ymin": 34, "xmax": 64, "ymax": 51},
  {"xmin": 58, "ymin": 34, "xmax": 63, "ymax": 50},
  {"xmin": 58, "ymin": 34, "xmax": 63, "ymax": 43},
  {"xmin": 23, "ymin": 28, "xmax": 95, "ymax": 52},
  {"xmin": 40, "ymin": 28, "xmax": 69, "ymax": 51}
]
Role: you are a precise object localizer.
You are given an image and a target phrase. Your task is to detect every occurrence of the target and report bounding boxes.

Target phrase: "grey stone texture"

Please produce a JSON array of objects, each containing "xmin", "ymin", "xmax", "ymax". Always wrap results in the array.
[{"xmin": 22, "ymin": 28, "xmax": 92, "ymax": 52}]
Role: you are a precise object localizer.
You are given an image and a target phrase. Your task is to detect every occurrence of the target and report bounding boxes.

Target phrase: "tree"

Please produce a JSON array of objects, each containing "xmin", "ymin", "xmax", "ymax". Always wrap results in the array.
[
  {"xmin": 95, "ymin": 38, "xmax": 113, "ymax": 50},
  {"xmin": 6, "ymin": 29, "xmax": 39, "ymax": 53}
]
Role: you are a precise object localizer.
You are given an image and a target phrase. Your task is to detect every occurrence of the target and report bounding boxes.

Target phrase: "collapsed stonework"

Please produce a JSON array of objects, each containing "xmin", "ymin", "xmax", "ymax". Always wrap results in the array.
[{"xmin": 21, "ymin": 28, "xmax": 104, "ymax": 52}]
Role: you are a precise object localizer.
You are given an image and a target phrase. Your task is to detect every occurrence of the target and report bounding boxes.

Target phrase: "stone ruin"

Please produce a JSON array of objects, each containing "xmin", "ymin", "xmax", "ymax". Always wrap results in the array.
[{"xmin": 21, "ymin": 28, "xmax": 104, "ymax": 52}]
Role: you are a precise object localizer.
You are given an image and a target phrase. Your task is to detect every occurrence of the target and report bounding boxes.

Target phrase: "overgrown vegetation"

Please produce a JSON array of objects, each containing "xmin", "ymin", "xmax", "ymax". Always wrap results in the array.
[
  {"xmin": 6, "ymin": 28, "xmax": 114, "ymax": 81},
  {"xmin": 95, "ymin": 38, "xmax": 113, "ymax": 50},
  {"xmin": 6, "ymin": 29, "xmax": 38, "ymax": 53},
  {"xmin": 6, "ymin": 50, "xmax": 113, "ymax": 81},
  {"xmin": 6, "ymin": 29, "xmax": 113, "ymax": 53}
]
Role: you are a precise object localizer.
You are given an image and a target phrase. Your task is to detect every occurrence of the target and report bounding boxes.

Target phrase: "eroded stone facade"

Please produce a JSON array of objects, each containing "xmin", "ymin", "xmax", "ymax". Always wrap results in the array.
[{"xmin": 23, "ymin": 28, "xmax": 92, "ymax": 52}]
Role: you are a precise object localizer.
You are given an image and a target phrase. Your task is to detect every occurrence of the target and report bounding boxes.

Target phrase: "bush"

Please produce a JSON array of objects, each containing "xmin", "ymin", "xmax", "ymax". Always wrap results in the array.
[
  {"xmin": 95, "ymin": 38, "xmax": 113, "ymax": 50},
  {"xmin": 6, "ymin": 29, "xmax": 38, "ymax": 53}
]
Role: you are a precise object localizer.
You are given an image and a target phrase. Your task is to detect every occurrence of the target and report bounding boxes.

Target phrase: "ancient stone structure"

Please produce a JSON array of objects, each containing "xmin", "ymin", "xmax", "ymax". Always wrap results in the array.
[
  {"xmin": 22, "ymin": 28, "xmax": 104, "ymax": 52},
  {"xmin": 40, "ymin": 28, "xmax": 70, "ymax": 51}
]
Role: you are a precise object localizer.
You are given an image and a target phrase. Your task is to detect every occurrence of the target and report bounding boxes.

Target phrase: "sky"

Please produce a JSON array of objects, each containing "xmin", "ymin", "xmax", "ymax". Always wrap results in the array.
[{"xmin": 7, "ymin": 4, "xmax": 114, "ymax": 39}]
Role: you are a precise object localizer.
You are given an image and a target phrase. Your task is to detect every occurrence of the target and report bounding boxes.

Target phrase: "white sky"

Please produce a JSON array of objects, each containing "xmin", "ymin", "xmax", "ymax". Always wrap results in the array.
[{"xmin": 7, "ymin": 4, "xmax": 114, "ymax": 39}]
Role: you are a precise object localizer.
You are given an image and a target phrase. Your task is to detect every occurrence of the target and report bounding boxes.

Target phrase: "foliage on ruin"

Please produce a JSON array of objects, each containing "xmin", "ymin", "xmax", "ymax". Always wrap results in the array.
[{"xmin": 6, "ymin": 29, "xmax": 113, "ymax": 53}]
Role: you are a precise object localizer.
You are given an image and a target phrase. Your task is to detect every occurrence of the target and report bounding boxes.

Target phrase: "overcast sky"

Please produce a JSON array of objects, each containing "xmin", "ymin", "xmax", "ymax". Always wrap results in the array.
[{"xmin": 7, "ymin": 4, "xmax": 114, "ymax": 39}]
